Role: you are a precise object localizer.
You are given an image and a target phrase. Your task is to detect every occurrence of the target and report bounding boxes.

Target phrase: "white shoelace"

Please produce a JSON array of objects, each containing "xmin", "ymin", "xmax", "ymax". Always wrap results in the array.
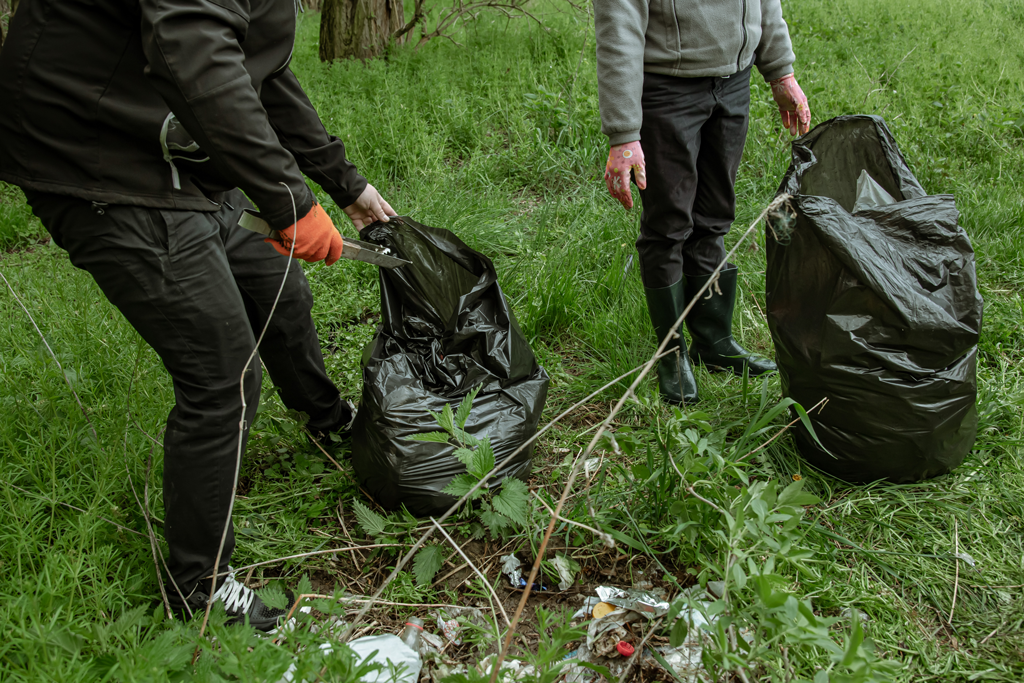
[{"xmin": 213, "ymin": 573, "xmax": 255, "ymax": 615}]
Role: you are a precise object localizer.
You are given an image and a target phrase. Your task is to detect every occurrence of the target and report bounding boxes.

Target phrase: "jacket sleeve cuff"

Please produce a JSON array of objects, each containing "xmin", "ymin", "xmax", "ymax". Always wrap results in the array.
[
  {"xmin": 327, "ymin": 173, "xmax": 368, "ymax": 209},
  {"xmin": 263, "ymin": 184, "xmax": 316, "ymax": 230},
  {"xmin": 759, "ymin": 65, "xmax": 794, "ymax": 82},
  {"xmin": 608, "ymin": 131, "xmax": 642, "ymax": 146}
]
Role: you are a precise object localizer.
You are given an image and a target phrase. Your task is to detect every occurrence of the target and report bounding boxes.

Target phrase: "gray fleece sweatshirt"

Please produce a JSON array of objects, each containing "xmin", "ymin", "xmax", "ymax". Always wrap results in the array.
[{"xmin": 594, "ymin": 0, "xmax": 797, "ymax": 144}]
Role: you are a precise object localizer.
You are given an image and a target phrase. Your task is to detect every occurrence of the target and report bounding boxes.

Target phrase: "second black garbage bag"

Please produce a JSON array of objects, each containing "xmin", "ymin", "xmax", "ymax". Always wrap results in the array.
[
  {"xmin": 351, "ymin": 217, "xmax": 549, "ymax": 516},
  {"xmin": 766, "ymin": 115, "xmax": 983, "ymax": 483}
]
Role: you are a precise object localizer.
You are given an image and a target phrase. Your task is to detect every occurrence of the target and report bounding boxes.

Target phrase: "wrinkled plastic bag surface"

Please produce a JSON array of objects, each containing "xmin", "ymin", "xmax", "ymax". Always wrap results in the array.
[
  {"xmin": 351, "ymin": 217, "xmax": 549, "ymax": 515},
  {"xmin": 766, "ymin": 115, "xmax": 983, "ymax": 483}
]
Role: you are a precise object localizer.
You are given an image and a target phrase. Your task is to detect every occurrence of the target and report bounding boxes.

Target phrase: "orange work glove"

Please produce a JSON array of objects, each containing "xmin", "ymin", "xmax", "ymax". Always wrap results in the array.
[
  {"xmin": 604, "ymin": 141, "xmax": 647, "ymax": 210},
  {"xmin": 265, "ymin": 202, "xmax": 344, "ymax": 265},
  {"xmin": 769, "ymin": 73, "xmax": 811, "ymax": 136}
]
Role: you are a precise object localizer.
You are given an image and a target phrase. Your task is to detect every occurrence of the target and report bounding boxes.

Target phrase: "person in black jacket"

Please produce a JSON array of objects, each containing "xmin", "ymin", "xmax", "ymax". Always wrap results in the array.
[{"xmin": 0, "ymin": 0, "xmax": 392, "ymax": 630}]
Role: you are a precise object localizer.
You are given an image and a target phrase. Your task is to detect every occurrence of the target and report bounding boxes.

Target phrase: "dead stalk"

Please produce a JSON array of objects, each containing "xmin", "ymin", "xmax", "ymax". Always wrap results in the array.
[
  {"xmin": 531, "ymin": 490, "xmax": 613, "ymax": 546},
  {"xmin": 195, "ymin": 184, "xmax": 299, "ymax": 658},
  {"xmin": 2, "ymin": 269, "xmax": 102, "ymax": 447},
  {"xmin": 948, "ymin": 517, "xmax": 960, "ymax": 624},
  {"xmin": 488, "ymin": 194, "xmax": 791, "ymax": 683},
  {"xmin": 336, "ymin": 360, "xmax": 663, "ymax": 642},
  {"xmin": 738, "ymin": 397, "xmax": 829, "ymax": 462},
  {"xmin": 430, "ymin": 518, "xmax": 511, "ymax": 628}
]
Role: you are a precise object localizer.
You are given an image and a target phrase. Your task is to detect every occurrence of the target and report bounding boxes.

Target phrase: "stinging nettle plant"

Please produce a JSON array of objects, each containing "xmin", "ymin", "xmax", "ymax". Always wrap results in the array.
[{"xmin": 407, "ymin": 386, "xmax": 530, "ymax": 539}]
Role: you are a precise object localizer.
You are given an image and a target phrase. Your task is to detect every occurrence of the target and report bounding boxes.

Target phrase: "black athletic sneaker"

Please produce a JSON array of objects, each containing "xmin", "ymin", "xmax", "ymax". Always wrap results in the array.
[{"xmin": 168, "ymin": 570, "xmax": 295, "ymax": 632}]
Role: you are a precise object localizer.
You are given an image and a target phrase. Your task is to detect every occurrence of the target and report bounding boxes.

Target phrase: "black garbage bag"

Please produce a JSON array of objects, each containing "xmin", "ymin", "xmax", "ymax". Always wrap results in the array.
[
  {"xmin": 351, "ymin": 217, "xmax": 549, "ymax": 516},
  {"xmin": 766, "ymin": 115, "xmax": 983, "ymax": 483}
]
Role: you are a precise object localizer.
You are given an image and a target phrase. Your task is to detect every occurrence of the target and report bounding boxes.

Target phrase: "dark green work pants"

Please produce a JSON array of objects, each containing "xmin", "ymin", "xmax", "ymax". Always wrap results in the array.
[
  {"xmin": 24, "ymin": 188, "xmax": 347, "ymax": 595},
  {"xmin": 637, "ymin": 66, "xmax": 751, "ymax": 287}
]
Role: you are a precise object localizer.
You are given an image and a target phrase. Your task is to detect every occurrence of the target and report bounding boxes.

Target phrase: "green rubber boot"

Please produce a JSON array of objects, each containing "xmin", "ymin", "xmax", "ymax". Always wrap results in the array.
[
  {"xmin": 684, "ymin": 264, "xmax": 777, "ymax": 376},
  {"xmin": 644, "ymin": 280, "xmax": 699, "ymax": 405}
]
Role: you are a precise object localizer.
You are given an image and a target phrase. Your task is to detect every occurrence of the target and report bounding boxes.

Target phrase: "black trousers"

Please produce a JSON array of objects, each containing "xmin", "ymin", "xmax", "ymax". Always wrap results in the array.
[
  {"xmin": 637, "ymin": 66, "xmax": 751, "ymax": 288},
  {"xmin": 24, "ymin": 188, "xmax": 347, "ymax": 594}
]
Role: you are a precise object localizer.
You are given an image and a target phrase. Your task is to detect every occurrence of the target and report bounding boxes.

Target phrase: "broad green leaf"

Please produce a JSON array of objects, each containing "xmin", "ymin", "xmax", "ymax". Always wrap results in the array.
[
  {"xmin": 797, "ymin": 599, "xmax": 818, "ymax": 627},
  {"xmin": 296, "ymin": 574, "xmax": 314, "ymax": 597},
  {"xmin": 840, "ymin": 608, "xmax": 866, "ymax": 667},
  {"xmin": 442, "ymin": 474, "xmax": 477, "ymax": 498},
  {"xmin": 352, "ymin": 500, "xmax": 388, "ymax": 537},
  {"xmin": 631, "ymin": 463, "xmax": 651, "ymax": 480},
  {"xmin": 412, "ymin": 545, "xmax": 445, "ymax": 587},
  {"xmin": 453, "ymin": 447, "xmax": 477, "ymax": 468},
  {"xmin": 455, "ymin": 386, "xmax": 480, "ymax": 429},
  {"xmin": 491, "ymin": 478, "xmax": 529, "ymax": 526},
  {"xmin": 603, "ymin": 527, "xmax": 647, "ymax": 553},
  {"xmin": 452, "ymin": 427, "xmax": 480, "ymax": 447},
  {"xmin": 438, "ymin": 404, "xmax": 455, "ymax": 433},
  {"xmin": 406, "ymin": 431, "xmax": 451, "ymax": 443},
  {"xmin": 470, "ymin": 438, "xmax": 496, "ymax": 479},
  {"xmin": 669, "ymin": 617, "xmax": 690, "ymax": 647},
  {"xmin": 257, "ymin": 583, "xmax": 288, "ymax": 610},
  {"xmin": 777, "ymin": 479, "xmax": 807, "ymax": 507},
  {"xmin": 480, "ymin": 507, "xmax": 509, "ymax": 537},
  {"xmin": 730, "ymin": 562, "xmax": 747, "ymax": 590}
]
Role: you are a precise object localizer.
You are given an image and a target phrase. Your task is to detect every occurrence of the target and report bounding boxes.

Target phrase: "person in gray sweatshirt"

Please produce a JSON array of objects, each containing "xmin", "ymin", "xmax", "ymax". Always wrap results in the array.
[{"xmin": 594, "ymin": 0, "xmax": 810, "ymax": 404}]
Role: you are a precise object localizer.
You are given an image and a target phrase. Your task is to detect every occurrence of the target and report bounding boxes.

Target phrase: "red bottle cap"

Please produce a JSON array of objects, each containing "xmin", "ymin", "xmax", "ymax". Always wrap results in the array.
[{"xmin": 616, "ymin": 641, "xmax": 634, "ymax": 657}]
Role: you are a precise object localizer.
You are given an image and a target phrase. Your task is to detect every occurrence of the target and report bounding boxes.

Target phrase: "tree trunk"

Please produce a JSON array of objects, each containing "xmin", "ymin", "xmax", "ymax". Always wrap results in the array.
[
  {"xmin": 1, "ymin": 0, "xmax": 10, "ymax": 48},
  {"xmin": 319, "ymin": 0, "xmax": 403, "ymax": 62}
]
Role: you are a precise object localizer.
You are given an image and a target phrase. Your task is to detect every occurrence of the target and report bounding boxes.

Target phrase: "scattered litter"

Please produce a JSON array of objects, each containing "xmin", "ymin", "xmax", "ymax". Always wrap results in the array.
[
  {"xmin": 435, "ymin": 606, "xmax": 486, "ymax": 645},
  {"xmin": 594, "ymin": 585, "xmax": 670, "ymax": 619},
  {"xmin": 570, "ymin": 596, "xmax": 601, "ymax": 620},
  {"xmin": 500, "ymin": 554, "xmax": 549, "ymax": 591},
  {"xmin": 551, "ymin": 554, "xmax": 577, "ymax": 591},
  {"xmin": 592, "ymin": 602, "xmax": 616, "ymax": 619},
  {"xmin": 954, "ymin": 552, "xmax": 977, "ymax": 567},
  {"xmin": 475, "ymin": 654, "xmax": 538, "ymax": 681},
  {"xmin": 347, "ymin": 634, "xmax": 422, "ymax": 683},
  {"xmin": 583, "ymin": 458, "xmax": 602, "ymax": 479},
  {"xmin": 501, "ymin": 555, "xmax": 523, "ymax": 587},
  {"xmin": 587, "ymin": 608, "xmax": 641, "ymax": 656}
]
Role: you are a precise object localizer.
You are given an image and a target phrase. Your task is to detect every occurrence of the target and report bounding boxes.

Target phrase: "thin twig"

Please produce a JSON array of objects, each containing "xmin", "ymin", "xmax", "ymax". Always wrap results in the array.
[
  {"xmin": 430, "ymin": 518, "xmax": 511, "ymax": 627},
  {"xmin": 615, "ymin": 617, "xmax": 663, "ymax": 683},
  {"xmin": 531, "ymin": 490, "xmax": 613, "ymax": 546},
  {"xmin": 948, "ymin": 517, "xmax": 960, "ymax": 624},
  {"xmin": 979, "ymin": 625, "xmax": 1000, "ymax": 646},
  {"xmin": 738, "ymin": 397, "xmax": 829, "ymax": 462},
  {"xmin": 335, "ymin": 359, "xmax": 661, "ymax": 642},
  {"xmin": 337, "ymin": 500, "xmax": 363, "ymax": 572},
  {"xmin": 433, "ymin": 561, "xmax": 474, "ymax": 588},
  {"xmin": 125, "ymin": 451, "xmax": 173, "ymax": 620},
  {"xmin": 195, "ymin": 184, "xmax": 299, "ymax": 655},
  {"xmin": 1, "ymin": 269, "xmax": 100, "ymax": 445},
  {"xmin": 228, "ymin": 543, "xmax": 405, "ymax": 574},
  {"xmin": 489, "ymin": 194, "xmax": 791, "ymax": 683}
]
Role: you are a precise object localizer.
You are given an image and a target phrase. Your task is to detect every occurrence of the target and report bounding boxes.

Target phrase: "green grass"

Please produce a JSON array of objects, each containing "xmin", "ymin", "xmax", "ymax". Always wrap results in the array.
[{"xmin": 1, "ymin": 0, "xmax": 1023, "ymax": 679}]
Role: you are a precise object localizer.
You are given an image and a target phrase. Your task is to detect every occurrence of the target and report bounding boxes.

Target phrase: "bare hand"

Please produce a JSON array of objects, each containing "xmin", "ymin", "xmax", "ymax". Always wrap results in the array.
[{"xmin": 343, "ymin": 184, "xmax": 396, "ymax": 231}]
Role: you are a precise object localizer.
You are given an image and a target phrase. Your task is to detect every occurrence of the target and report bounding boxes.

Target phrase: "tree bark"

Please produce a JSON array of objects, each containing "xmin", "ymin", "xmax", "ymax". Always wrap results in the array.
[
  {"xmin": 319, "ymin": 0, "xmax": 403, "ymax": 62},
  {"xmin": 1, "ymin": 0, "xmax": 10, "ymax": 48}
]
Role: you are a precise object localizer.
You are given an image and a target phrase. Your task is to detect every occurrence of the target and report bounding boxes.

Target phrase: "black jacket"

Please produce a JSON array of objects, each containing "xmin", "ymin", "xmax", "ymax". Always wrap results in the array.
[{"xmin": 0, "ymin": 0, "xmax": 366, "ymax": 229}]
